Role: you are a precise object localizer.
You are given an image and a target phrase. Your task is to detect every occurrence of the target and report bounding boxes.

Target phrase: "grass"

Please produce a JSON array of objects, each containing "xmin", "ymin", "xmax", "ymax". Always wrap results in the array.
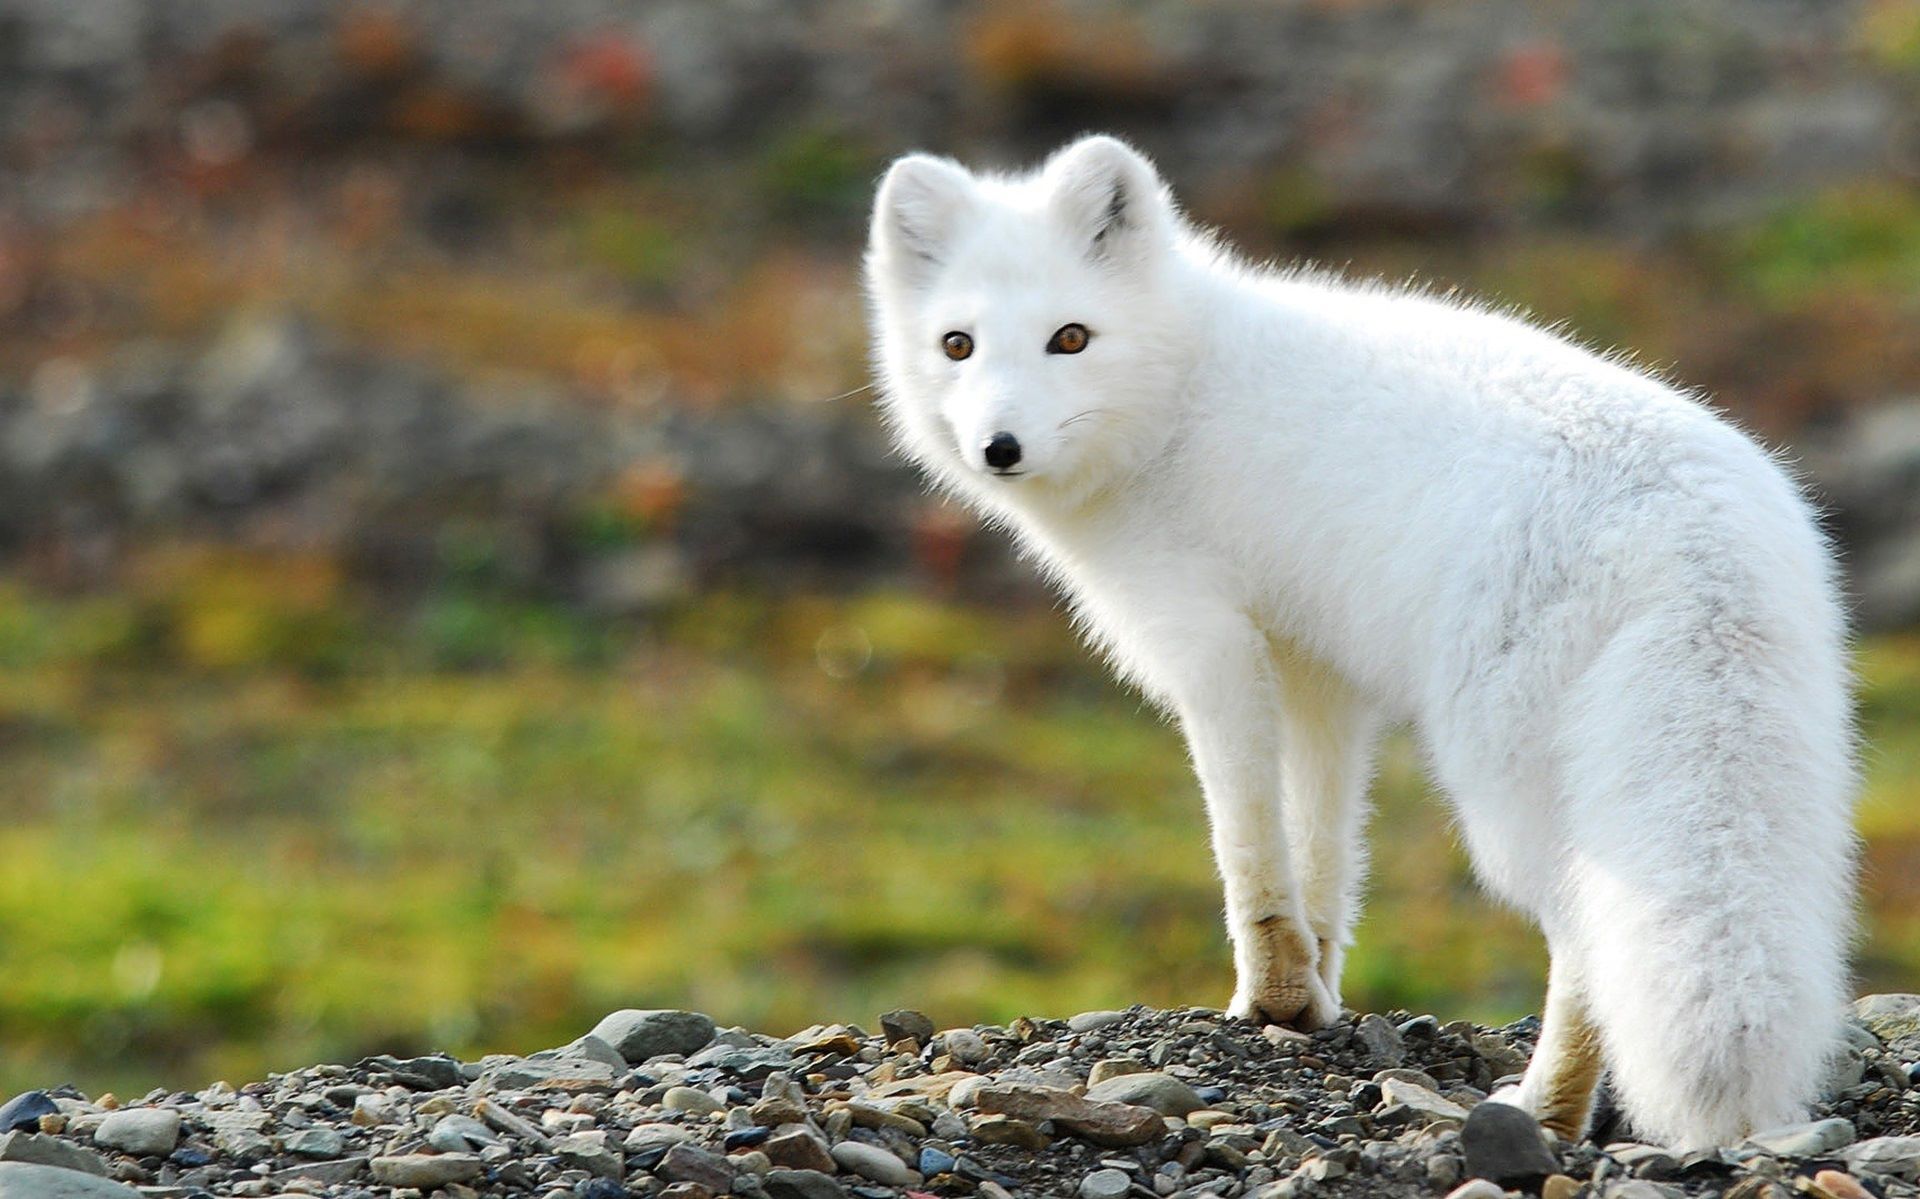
[{"xmin": 0, "ymin": 571, "xmax": 1911, "ymax": 1099}]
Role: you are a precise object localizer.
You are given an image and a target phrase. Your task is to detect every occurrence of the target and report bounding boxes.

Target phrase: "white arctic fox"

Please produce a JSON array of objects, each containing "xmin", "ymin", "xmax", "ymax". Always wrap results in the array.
[{"xmin": 863, "ymin": 135, "xmax": 1857, "ymax": 1149}]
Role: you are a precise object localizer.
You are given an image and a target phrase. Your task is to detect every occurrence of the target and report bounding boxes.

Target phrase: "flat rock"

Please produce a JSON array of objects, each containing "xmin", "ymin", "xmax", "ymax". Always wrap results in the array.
[
  {"xmin": 368, "ymin": 1152, "xmax": 485, "ymax": 1187},
  {"xmin": 624, "ymin": 1123, "xmax": 694, "ymax": 1152},
  {"xmin": 556, "ymin": 1130, "xmax": 624, "ymax": 1180},
  {"xmin": 1355, "ymin": 1013, "xmax": 1407, "ymax": 1066},
  {"xmin": 764, "ymin": 1168, "xmax": 849, "ymax": 1199},
  {"xmin": 1745, "ymin": 1117, "xmax": 1856, "ymax": 1158},
  {"xmin": 1084, "ymin": 1071, "xmax": 1205, "ymax": 1116},
  {"xmin": 590, "ymin": 1009, "xmax": 718, "ymax": 1063},
  {"xmin": 1087, "ymin": 1057, "xmax": 1148, "ymax": 1087},
  {"xmin": 830, "ymin": 1140, "xmax": 920, "ymax": 1186},
  {"xmin": 1067, "ymin": 1010, "xmax": 1128, "ymax": 1033},
  {"xmin": 0, "ymin": 1132, "xmax": 108, "ymax": 1175},
  {"xmin": 1853, "ymin": 995, "xmax": 1920, "ymax": 1046},
  {"xmin": 1078, "ymin": 1166, "xmax": 1132, "ymax": 1198},
  {"xmin": 762, "ymin": 1129, "xmax": 835, "ymax": 1173},
  {"xmin": 1462, "ymin": 1101, "xmax": 1557, "ymax": 1184},
  {"xmin": 0, "ymin": 1095, "xmax": 57, "ymax": 1136},
  {"xmin": 427, "ymin": 1113, "xmax": 499, "ymax": 1153},
  {"xmin": 285, "ymin": 1127, "xmax": 347, "ymax": 1158},
  {"xmin": 662, "ymin": 1085, "xmax": 725, "ymax": 1114},
  {"xmin": 92, "ymin": 1109, "xmax": 181, "ymax": 1156},
  {"xmin": 971, "ymin": 1114, "xmax": 1049, "ymax": 1149},
  {"xmin": 878, "ymin": 1009, "xmax": 935, "ymax": 1045},
  {"xmin": 482, "ymin": 1055, "xmax": 620, "ymax": 1092},
  {"xmin": 658, "ymin": 1142, "xmax": 737, "ymax": 1191},
  {"xmin": 1379, "ymin": 1078, "xmax": 1470, "ymax": 1125},
  {"xmin": 267, "ymin": 1156, "xmax": 369, "ymax": 1186},
  {"xmin": 363, "ymin": 1052, "xmax": 464, "ymax": 1090},
  {"xmin": 975, "ymin": 1084, "xmax": 1166, "ymax": 1147},
  {"xmin": 1846, "ymin": 1136, "xmax": 1920, "ymax": 1181},
  {"xmin": 0, "ymin": 1162, "xmax": 141, "ymax": 1198}
]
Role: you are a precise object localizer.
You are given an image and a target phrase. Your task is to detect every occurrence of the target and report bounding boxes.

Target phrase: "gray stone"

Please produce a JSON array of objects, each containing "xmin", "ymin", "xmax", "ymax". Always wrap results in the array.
[
  {"xmin": 284, "ymin": 1127, "xmax": 346, "ymax": 1158},
  {"xmin": 1078, "ymin": 1166, "xmax": 1132, "ymax": 1199},
  {"xmin": 556, "ymin": 1131, "xmax": 624, "ymax": 1180},
  {"xmin": 364, "ymin": 1053, "xmax": 464, "ymax": 1090},
  {"xmin": 1444, "ymin": 1181, "xmax": 1506, "ymax": 1199},
  {"xmin": 483, "ymin": 1055, "xmax": 620, "ymax": 1092},
  {"xmin": 683, "ymin": 1043, "xmax": 797, "ymax": 1079},
  {"xmin": 1068, "ymin": 1011, "xmax": 1129, "ymax": 1033},
  {"xmin": 658, "ymin": 1142, "xmax": 736, "ymax": 1190},
  {"xmin": 1084, "ymin": 1071, "xmax": 1205, "ymax": 1117},
  {"xmin": 941, "ymin": 1029, "xmax": 990, "ymax": 1064},
  {"xmin": 1461, "ymin": 1101, "xmax": 1556, "ymax": 1185},
  {"xmin": 762, "ymin": 1129, "xmax": 834, "ymax": 1173},
  {"xmin": 1087, "ymin": 1057, "xmax": 1148, "ymax": 1087},
  {"xmin": 0, "ymin": 1163, "xmax": 141, "ymax": 1198},
  {"xmin": 553, "ymin": 1034, "xmax": 630, "ymax": 1071},
  {"xmin": 1824, "ymin": 1046, "xmax": 1868, "ymax": 1098},
  {"xmin": 590, "ymin": 1009, "xmax": 718, "ymax": 1063},
  {"xmin": 663, "ymin": 1085, "xmax": 725, "ymax": 1114},
  {"xmin": 878, "ymin": 1009, "xmax": 935, "ymax": 1045},
  {"xmin": 1377, "ymin": 1078, "xmax": 1469, "ymax": 1125},
  {"xmin": 1847, "ymin": 1136, "xmax": 1920, "ymax": 1181},
  {"xmin": 427, "ymin": 1113, "xmax": 499, "ymax": 1153},
  {"xmin": 0, "ymin": 1132, "xmax": 108, "ymax": 1175},
  {"xmin": 368, "ymin": 1152, "xmax": 485, "ymax": 1187},
  {"xmin": 1854, "ymin": 996, "xmax": 1920, "ymax": 1048},
  {"xmin": 1612, "ymin": 1144, "xmax": 1679, "ymax": 1180},
  {"xmin": 1599, "ymin": 1182, "xmax": 1679, "ymax": 1199},
  {"xmin": 624, "ymin": 1122, "xmax": 694, "ymax": 1152},
  {"xmin": 266, "ymin": 1156, "xmax": 369, "ymax": 1186},
  {"xmin": 0, "ymin": 1095, "xmax": 57, "ymax": 1135},
  {"xmin": 764, "ymin": 1168, "xmax": 849, "ymax": 1199},
  {"xmin": 1745, "ymin": 1117, "xmax": 1856, "ymax": 1158},
  {"xmin": 830, "ymin": 1140, "xmax": 920, "ymax": 1186},
  {"xmin": 1354, "ymin": 1014, "xmax": 1406, "ymax": 1067},
  {"xmin": 475, "ymin": 1097, "xmax": 554, "ymax": 1149},
  {"xmin": 92, "ymin": 1109, "xmax": 181, "ymax": 1156}
]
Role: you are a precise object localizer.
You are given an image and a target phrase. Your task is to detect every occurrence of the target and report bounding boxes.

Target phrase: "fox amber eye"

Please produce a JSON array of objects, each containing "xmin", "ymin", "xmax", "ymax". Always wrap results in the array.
[
  {"xmin": 1048, "ymin": 323, "xmax": 1090, "ymax": 354},
  {"xmin": 942, "ymin": 331, "xmax": 974, "ymax": 361}
]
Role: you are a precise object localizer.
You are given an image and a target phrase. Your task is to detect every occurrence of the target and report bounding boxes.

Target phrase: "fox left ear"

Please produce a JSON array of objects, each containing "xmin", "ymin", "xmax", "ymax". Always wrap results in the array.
[{"xmin": 1044, "ymin": 136, "xmax": 1173, "ymax": 268}]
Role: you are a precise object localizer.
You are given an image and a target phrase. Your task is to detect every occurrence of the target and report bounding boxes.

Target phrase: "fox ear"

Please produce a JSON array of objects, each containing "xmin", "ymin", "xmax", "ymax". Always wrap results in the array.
[
  {"xmin": 869, "ymin": 154, "xmax": 976, "ymax": 286},
  {"xmin": 1044, "ymin": 135, "xmax": 1172, "ymax": 268}
]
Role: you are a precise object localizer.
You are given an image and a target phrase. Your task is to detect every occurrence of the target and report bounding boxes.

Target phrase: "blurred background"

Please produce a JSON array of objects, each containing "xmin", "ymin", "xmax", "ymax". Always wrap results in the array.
[{"xmin": 1, "ymin": 0, "xmax": 1918, "ymax": 1098}]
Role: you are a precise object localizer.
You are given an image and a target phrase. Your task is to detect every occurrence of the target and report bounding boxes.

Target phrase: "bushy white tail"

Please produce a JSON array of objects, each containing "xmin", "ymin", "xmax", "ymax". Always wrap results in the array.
[{"xmin": 1562, "ymin": 611, "xmax": 1853, "ymax": 1149}]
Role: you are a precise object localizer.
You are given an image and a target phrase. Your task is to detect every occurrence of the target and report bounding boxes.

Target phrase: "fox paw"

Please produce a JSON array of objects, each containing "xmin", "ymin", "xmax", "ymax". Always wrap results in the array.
[{"xmin": 1228, "ymin": 969, "xmax": 1341, "ymax": 1030}]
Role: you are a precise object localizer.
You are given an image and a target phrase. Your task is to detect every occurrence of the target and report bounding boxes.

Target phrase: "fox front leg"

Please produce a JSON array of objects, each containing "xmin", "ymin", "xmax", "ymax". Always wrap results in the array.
[{"xmin": 1162, "ymin": 615, "xmax": 1340, "ymax": 1029}]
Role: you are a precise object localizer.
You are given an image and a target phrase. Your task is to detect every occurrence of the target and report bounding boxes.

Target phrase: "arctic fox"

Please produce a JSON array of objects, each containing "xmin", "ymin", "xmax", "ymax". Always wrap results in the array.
[{"xmin": 863, "ymin": 135, "xmax": 1856, "ymax": 1149}]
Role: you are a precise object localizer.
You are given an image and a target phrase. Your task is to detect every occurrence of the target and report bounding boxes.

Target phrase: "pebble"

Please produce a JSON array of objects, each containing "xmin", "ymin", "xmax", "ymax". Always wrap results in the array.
[
  {"xmin": 426, "ymin": 1114, "xmax": 498, "ymax": 1153},
  {"xmin": 658, "ymin": 1142, "xmax": 736, "ymax": 1191},
  {"xmin": 91, "ymin": 1109, "xmax": 180, "ymax": 1156},
  {"xmin": 1084, "ymin": 1071, "xmax": 1205, "ymax": 1116},
  {"xmin": 1087, "ymin": 1057, "xmax": 1149, "ymax": 1086},
  {"xmin": 1068, "ymin": 1011, "xmax": 1130, "ymax": 1033},
  {"xmin": 1812, "ymin": 1169, "xmax": 1875, "ymax": 1199},
  {"xmin": 830, "ymin": 1140, "xmax": 920, "ymax": 1186},
  {"xmin": 1462, "ymin": 1100, "xmax": 1557, "ymax": 1184},
  {"xmin": 1543, "ymin": 1173, "xmax": 1581, "ymax": 1199},
  {"xmin": 1446, "ymin": 1181, "xmax": 1508, "ymax": 1199},
  {"xmin": 975, "ymin": 1084, "xmax": 1165, "ymax": 1147},
  {"xmin": 1078, "ymin": 1166, "xmax": 1133, "ymax": 1198},
  {"xmin": 1379, "ymin": 1077, "xmax": 1470, "ymax": 1124},
  {"xmin": 589, "ymin": 1009, "xmax": 719, "ymax": 1063},
  {"xmin": 0, "ymin": 1132, "xmax": 108, "ymax": 1175},
  {"xmin": 762, "ymin": 1129, "xmax": 835, "ymax": 1173},
  {"xmin": 663, "ymin": 1086, "xmax": 725, "ymax": 1115},
  {"xmin": 1846, "ymin": 1135, "xmax": 1920, "ymax": 1180},
  {"xmin": 764, "ymin": 1168, "xmax": 849, "ymax": 1199},
  {"xmin": 284, "ymin": 1126, "xmax": 346, "ymax": 1157},
  {"xmin": 969, "ymin": 1114, "xmax": 1049, "ymax": 1149},
  {"xmin": 368, "ymin": 1152, "xmax": 484, "ymax": 1187},
  {"xmin": 878, "ymin": 1010, "xmax": 935, "ymax": 1046},
  {"xmin": 941, "ymin": 1029, "xmax": 990, "ymax": 1064},
  {"xmin": 1744, "ymin": 1117, "xmax": 1856, "ymax": 1158}
]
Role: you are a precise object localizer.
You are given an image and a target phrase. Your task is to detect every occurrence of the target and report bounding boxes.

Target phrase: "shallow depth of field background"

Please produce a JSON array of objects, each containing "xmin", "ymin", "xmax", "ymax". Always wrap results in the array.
[{"xmin": 2, "ymin": 1, "xmax": 1919, "ymax": 1098}]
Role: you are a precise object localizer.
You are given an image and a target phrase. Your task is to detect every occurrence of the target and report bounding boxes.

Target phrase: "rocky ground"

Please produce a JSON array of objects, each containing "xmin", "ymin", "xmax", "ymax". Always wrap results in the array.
[{"xmin": 4, "ymin": 996, "xmax": 1920, "ymax": 1199}]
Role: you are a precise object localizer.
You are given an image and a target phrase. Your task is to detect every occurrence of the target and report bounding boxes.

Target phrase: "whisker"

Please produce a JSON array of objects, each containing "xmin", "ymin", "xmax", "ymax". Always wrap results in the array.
[
  {"xmin": 813, "ymin": 382, "xmax": 876, "ymax": 404},
  {"xmin": 1057, "ymin": 408, "xmax": 1112, "ymax": 430}
]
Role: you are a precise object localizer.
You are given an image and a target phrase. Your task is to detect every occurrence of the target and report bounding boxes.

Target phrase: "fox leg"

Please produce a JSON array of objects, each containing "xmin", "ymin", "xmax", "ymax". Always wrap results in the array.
[
  {"xmin": 1274, "ymin": 655, "xmax": 1380, "ymax": 1003},
  {"xmin": 1499, "ymin": 951, "xmax": 1605, "ymax": 1140},
  {"xmin": 1160, "ymin": 615, "xmax": 1338, "ymax": 1029}
]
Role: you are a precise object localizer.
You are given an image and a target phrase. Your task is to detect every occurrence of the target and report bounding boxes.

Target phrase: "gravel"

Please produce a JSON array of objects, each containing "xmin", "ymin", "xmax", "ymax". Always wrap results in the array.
[{"xmin": 5, "ymin": 997, "xmax": 1920, "ymax": 1198}]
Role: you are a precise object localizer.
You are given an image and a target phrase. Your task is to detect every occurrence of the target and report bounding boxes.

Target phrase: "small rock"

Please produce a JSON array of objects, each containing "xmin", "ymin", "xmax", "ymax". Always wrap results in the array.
[
  {"xmin": 1079, "ymin": 1166, "xmax": 1132, "ymax": 1199},
  {"xmin": 971, "ymin": 1113, "xmax": 1049, "ymax": 1149},
  {"xmin": 592, "ymin": 1009, "xmax": 718, "ymax": 1063},
  {"xmin": 0, "ymin": 1095, "xmax": 58, "ymax": 1136},
  {"xmin": 762, "ymin": 1130, "xmax": 834, "ymax": 1173},
  {"xmin": 975, "ymin": 1084, "xmax": 1165, "ymax": 1147},
  {"xmin": 830, "ymin": 1140, "xmax": 920, "ymax": 1186},
  {"xmin": 1612, "ymin": 1144, "xmax": 1679, "ymax": 1180},
  {"xmin": 1354, "ymin": 1014, "xmax": 1406, "ymax": 1067},
  {"xmin": 1087, "ymin": 1057, "xmax": 1148, "ymax": 1087},
  {"xmin": 624, "ymin": 1122, "xmax": 692, "ymax": 1152},
  {"xmin": 1812, "ymin": 1169, "xmax": 1875, "ymax": 1199},
  {"xmin": 659, "ymin": 1184, "xmax": 716, "ymax": 1199},
  {"xmin": 663, "ymin": 1085, "xmax": 725, "ymax": 1114},
  {"xmin": 1853, "ymin": 995, "xmax": 1920, "ymax": 1046},
  {"xmin": 919, "ymin": 1146, "xmax": 957, "ymax": 1176},
  {"xmin": 0, "ymin": 1132, "xmax": 109, "ymax": 1175},
  {"xmin": 1745, "ymin": 1117, "xmax": 1856, "ymax": 1158},
  {"xmin": 1846, "ymin": 1135, "xmax": 1920, "ymax": 1181},
  {"xmin": 763, "ymin": 1168, "xmax": 849, "ymax": 1199},
  {"xmin": 1084, "ymin": 1071, "xmax": 1204, "ymax": 1116},
  {"xmin": 1068, "ymin": 1011, "xmax": 1129, "ymax": 1033},
  {"xmin": 427, "ymin": 1114, "xmax": 498, "ymax": 1154},
  {"xmin": 0, "ymin": 1162, "xmax": 142, "ymax": 1198},
  {"xmin": 554, "ymin": 1034, "xmax": 630, "ymax": 1071},
  {"xmin": 483, "ymin": 1056, "xmax": 619, "ymax": 1092},
  {"xmin": 93, "ymin": 1109, "xmax": 181, "ymax": 1156},
  {"xmin": 368, "ymin": 1153, "xmax": 484, "ymax": 1187},
  {"xmin": 942, "ymin": 1029, "xmax": 990, "ymax": 1064},
  {"xmin": 878, "ymin": 1009, "xmax": 935, "ymax": 1046},
  {"xmin": 1445, "ymin": 1181, "xmax": 1507, "ymax": 1199},
  {"xmin": 364, "ymin": 1053, "xmax": 465, "ymax": 1090},
  {"xmin": 556, "ymin": 1131, "xmax": 624, "ymax": 1180},
  {"xmin": 1543, "ymin": 1174, "xmax": 1580, "ymax": 1199},
  {"xmin": 266, "ymin": 1156, "xmax": 370, "ymax": 1186},
  {"xmin": 475, "ymin": 1097, "xmax": 554, "ymax": 1149},
  {"xmin": 1379, "ymin": 1078, "xmax": 1469, "ymax": 1125},
  {"xmin": 658, "ymin": 1142, "xmax": 737, "ymax": 1191},
  {"xmin": 285, "ymin": 1127, "xmax": 347, "ymax": 1158},
  {"xmin": 577, "ymin": 1179, "xmax": 628, "ymax": 1199},
  {"xmin": 1462, "ymin": 1100, "xmax": 1557, "ymax": 1185}
]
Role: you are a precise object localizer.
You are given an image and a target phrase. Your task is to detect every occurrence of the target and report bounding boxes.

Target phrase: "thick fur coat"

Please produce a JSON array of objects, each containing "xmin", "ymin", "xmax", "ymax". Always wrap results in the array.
[{"xmin": 863, "ymin": 135, "xmax": 1856, "ymax": 1149}]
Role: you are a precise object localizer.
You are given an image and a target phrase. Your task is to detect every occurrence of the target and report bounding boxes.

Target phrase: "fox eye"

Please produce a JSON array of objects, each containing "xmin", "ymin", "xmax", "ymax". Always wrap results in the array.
[
  {"xmin": 942, "ymin": 331, "xmax": 973, "ymax": 361},
  {"xmin": 1047, "ymin": 323, "xmax": 1091, "ymax": 354}
]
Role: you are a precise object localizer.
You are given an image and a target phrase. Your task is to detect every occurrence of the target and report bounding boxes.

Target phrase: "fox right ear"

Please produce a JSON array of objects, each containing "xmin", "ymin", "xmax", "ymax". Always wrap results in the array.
[{"xmin": 869, "ymin": 154, "xmax": 975, "ymax": 285}]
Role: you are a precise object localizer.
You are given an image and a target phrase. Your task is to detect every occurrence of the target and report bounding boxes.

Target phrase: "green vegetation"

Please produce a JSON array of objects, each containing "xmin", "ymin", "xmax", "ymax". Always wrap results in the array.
[{"xmin": 0, "ymin": 568, "xmax": 1910, "ymax": 1099}]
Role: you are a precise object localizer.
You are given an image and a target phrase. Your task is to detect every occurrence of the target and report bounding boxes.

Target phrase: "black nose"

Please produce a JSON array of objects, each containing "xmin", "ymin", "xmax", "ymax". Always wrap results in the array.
[{"xmin": 983, "ymin": 432, "xmax": 1022, "ymax": 470}]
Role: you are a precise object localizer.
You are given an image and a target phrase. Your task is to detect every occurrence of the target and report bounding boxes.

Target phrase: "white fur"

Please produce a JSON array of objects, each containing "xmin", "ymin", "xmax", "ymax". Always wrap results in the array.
[{"xmin": 864, "ymin": 136, "xmax": 1856, "ymax": 1149}]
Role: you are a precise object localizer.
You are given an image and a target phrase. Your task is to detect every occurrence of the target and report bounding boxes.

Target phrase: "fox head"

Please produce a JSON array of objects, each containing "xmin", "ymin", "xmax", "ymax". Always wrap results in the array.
[{"xmin": 864, "ymin": 135, "xmax": 1197, "ymax": 508}]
